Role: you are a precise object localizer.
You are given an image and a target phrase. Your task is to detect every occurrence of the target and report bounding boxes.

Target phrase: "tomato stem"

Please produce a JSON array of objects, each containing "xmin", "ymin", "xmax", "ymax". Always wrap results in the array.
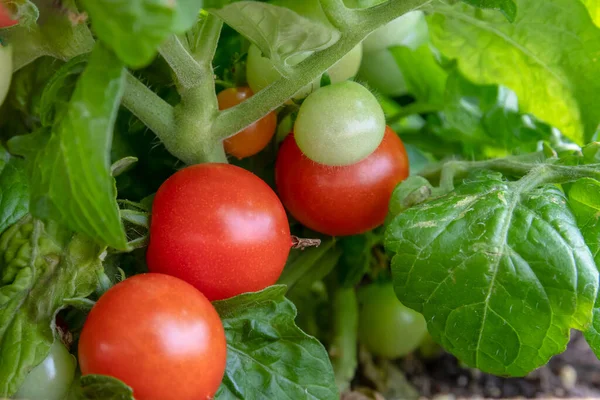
[
  {"xmin": 121, "ymin": 72, "xmax": 176, "ymax": 140},
  {"xmin": 159, "ymin": 35, "xmax": 205, "ymax": 90}
]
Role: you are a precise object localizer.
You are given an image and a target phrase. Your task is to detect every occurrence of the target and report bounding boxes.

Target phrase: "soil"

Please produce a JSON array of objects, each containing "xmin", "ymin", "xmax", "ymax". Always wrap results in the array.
[{"xmin": 350, "ymin": 331, "xmax": 600, "ymax": 399}]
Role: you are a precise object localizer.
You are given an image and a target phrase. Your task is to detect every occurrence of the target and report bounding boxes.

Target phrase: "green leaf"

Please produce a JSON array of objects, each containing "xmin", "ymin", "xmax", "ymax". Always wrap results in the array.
[
  {"xmin": 385, "ymin": 170, "xmax": 598, "ymax": 376},
  {"xmin": 213, "ymin": 285, "xmax": 339, "ymax": 400},
  {"xmin": 442, "ymin": 70, "xmax": 554, "ymax": 151},
  {"xmin": 0, "ymin": 216, "xmax": 103, "ymax": 396},
  {"xmin": 582, "ymin": 0, "xmax": 600, "ymax": 26},
  {"xmin": 461, "ymin": 0, "xmax": 517, "ymax": 22},
  {"xmin": 8, "ymin": 44, "xmax": 128, "ymax": 250},
  {"xmin": 210, "ymin": 2, "xmax": 340, "ymax": 74},
  {"xmin": 428, "ymin": 0, "xmax": 600, "ymax": 143},
  {"xmin": 39, "ymin": 54, "xmax": 88, "ymax": 127},
  {"xmin": 0, "ymin": 147, "xmax": 29, "ymax": 235},
  {"xmin": 1, "ymin": 0, "xmax": 94, "ymax": 71},
  {"xmin": 569, "ymin": 178, "xmax": 600, "ymax": 357},
  {"xmin": 80, "ymin": 0, "xmax": 204, "ymax": 68},
  {"xmin": 71, "ymin": 375, "xmax": 134, "ymax": 400},
  {"xmin": 389, "ymin": 45, "xmax": 447, "ymax": 105},
  {"xmin": 2, "ymin": 56, "xmax": 60, "ymax": 129}
]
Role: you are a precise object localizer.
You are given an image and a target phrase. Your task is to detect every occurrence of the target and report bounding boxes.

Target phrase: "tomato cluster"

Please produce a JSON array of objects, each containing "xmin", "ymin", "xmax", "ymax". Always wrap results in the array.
[
  {"xmin": 70, "ymin": 79, "xmax": 407, "ymax": 398},
  {"xmin": 27, "ymin": 17, "xmax": 410, "ymax": 397}
]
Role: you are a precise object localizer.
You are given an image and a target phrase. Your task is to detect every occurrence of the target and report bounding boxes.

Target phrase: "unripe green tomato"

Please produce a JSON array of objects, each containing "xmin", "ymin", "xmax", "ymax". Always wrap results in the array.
[
  {"xmin": 294, "ymin": 81, "xmax": 385, "ymax": 166},
  {"xmin": 0, "ymin": 44, "xmax": 12, "ymax": 106},
  {"xmin": 362, "ymin": 11, "xmax": 427, "ymax": 53},
  {"xmin": 358, "ymin": 11, "xmax": 428, "ymax": 97},
  {"xmin": 358, "ymin": 282, "xmax": 427, "ymax": 359},
  {"xmin": 358, "ymin": 50, "xmax": 406, "ymax": 97},
  {"xmin": 14, "ymin": 340, "xmax": 77, "ymax": 400}
]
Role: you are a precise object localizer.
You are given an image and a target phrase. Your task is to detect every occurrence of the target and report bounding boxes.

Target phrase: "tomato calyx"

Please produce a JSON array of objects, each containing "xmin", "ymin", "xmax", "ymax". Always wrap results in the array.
[{"xmin": 291, "ymin": 236, "xmax": 322, "ymax": 250}]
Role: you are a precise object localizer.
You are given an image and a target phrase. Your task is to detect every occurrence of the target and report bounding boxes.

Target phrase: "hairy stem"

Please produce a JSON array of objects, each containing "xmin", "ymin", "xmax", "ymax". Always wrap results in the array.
[
  {"xmin": 212, "ymin": 0, "xmax": 432, "ymax": 140},
  {"xmin": 320, "ymin": 0, "xmax": 356, "ymax": 31},
  {"xmin": 159, "ymin": 35, "xmax": 204, "ymax": 90},
  {"xmin": 174, "ymin": 15, "xmax": 225, "ymax": 164},
  {"xmin": 121, "ymin": 72, "xmax": 176, "ymax": 139},
  {"xmin": 190, "ymin": 14, "xmax": 224, "ymax": 68}
]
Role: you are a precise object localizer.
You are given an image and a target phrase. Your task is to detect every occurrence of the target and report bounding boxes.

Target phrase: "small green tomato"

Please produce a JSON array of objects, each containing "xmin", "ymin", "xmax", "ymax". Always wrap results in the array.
[
  {"xmin": 293, "ymin": 81, "xmax": 385, "ymax": 166},
  {"xmin": 358, "ymin": 10, "xmax": 428, "ymax": 97},
  {"xmin": 362, "ymin": 11, "xmax": 427, "ymax": 53},
  {"xmin": 358, "ymin": 282, "xmax": 428, "ymax": 359},
  {"xmin": 14, "ymin": 340, "xmax": 77, "ymax": 400}
]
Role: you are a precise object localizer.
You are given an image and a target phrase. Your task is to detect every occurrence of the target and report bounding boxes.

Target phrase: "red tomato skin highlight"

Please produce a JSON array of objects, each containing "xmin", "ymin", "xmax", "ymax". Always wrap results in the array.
[
  {"xmin": 0, "ymin": 3, "xmax": 17, "ymax": 28},
  {"xmin": 78, "ymin": 273, "xmax": 227, "ymax": 400},
  {"xmin": 147, "ymin": 163, "xmax": 291, "ymax": 301},
  {"xmin": 275, "ymin": 126, "xmax": 409, "ymax": 236}
]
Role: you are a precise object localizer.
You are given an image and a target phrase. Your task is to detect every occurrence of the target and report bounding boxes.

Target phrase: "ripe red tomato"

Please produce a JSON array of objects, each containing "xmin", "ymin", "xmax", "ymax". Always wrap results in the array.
[
  {"xmin": 275, "ymin": 126, "xmax": 409, "ymax": 236},
  {"xmin": 78, "ymin": 273, "xmax": 227, "ymax": 400},
  {"xmin": 147, "ymin": 163, "xmax": 291, "ymax": 300},
  {"xmin": 0, "ymin": 3, "xmax": 17, "ymax": 28},
  {"xmin": 218, "ymin": 87, "xmax": 277, "ymax": 159}
]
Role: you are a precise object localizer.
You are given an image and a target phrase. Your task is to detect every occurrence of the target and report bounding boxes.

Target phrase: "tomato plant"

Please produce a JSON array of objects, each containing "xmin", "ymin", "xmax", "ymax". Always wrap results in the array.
[
  {"xmin": 217, "ymin": 87, "xmax": 277, "ymax": 159},
  {"xmin": 358, "ymin": 282, "xmax": 427, "ymax": 359},
  {"xmin": 4, "ymin": 0, "xmax": 600, "ymax": 399},
  {"xmin": 293, "ymin": 81, "xmax": 386, "ymax": 166},
  {"xmin": 276, "ymin": 126, "xmax": 409, "ymax": 236},
  {"xmin": 146, "ymin": 163, "xmax": 291, "ymax": 301},
  {"xmin": 14, "ymin": 340, "xmax": 76, "ymax": 400},
  {"xmin": 78, "ymin": 273, "xmax": 227, "ymax": 400}
]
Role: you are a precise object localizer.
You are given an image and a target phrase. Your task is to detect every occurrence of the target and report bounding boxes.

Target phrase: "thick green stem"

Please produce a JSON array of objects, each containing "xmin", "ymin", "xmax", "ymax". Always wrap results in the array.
[
  {"xmin": 174, "ymin": 15, "xmax": 225, "ymax": 164},
  {"xmin": 212, "ymin": 0, "xmax": 432, "ymax": 140},
  {"xmin": 121, "ymin": 72, "xmax": 176, "ymax": 140},
  {"xmin": 329, "ymin": 286, "xmax": 358, "ymax": 393},
  {"xmin": 320, "ymin": 0, "xmax": 356, "ymax": 31},
  {"xmin": 154, "ymin": 16, "xmax": 225, "ymax": 164},
  {"xmin": 159, "ymin": 35, "xmax": 204, "ymax": 90}
]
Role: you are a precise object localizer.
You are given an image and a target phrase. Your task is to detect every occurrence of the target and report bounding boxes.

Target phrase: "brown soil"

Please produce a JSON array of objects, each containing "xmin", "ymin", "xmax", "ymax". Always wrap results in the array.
[{"xmin": 351, "ymin": 332, "xmax": 600, "ymax": 399}]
